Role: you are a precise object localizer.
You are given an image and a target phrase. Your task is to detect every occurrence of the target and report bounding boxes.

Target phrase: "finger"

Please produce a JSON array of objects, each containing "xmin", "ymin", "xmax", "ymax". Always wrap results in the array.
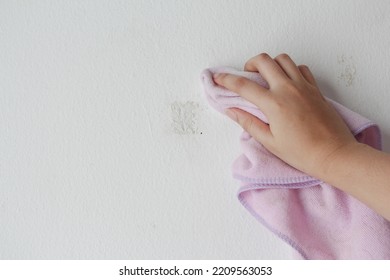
[
  {"xmin": 298, "ymin": 65, "xmax": 318, "ymax": 86},
  {"xmin": 225, "ymin": 108, "xmax": 272, "ymax": 145},
  {"xmin": 244, "ymin": 53, "xmax": 289, "ymax": 87},
  {"xmin": 213, "ymin": 72, "xmax": 272, "ymax": 109},
  {"xmin": 274, "ymin": 53, "xmax": 304, "ymax": 81}
]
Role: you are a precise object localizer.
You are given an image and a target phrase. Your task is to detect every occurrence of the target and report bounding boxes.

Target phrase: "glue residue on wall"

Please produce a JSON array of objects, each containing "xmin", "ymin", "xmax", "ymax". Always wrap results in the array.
[{"xmin": 170, "ymin": 101, "xmax": 200, "ymax": 135}]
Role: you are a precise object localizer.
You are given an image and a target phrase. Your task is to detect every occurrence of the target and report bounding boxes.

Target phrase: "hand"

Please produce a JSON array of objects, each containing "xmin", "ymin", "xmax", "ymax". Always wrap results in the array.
[{"xmin": 213, "ymin": 53, "xmax": 358, "ymax": 178}]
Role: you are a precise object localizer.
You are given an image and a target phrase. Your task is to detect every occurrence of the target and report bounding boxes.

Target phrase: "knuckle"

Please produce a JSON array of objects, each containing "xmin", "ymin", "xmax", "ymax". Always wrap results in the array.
[
  {"xmin": 255, "ymin": 53, "xmax": 270, "ymax": 62},
  {"xmin": 298, "ymin": 65, "xmax": 310, "ymax": 74},
  {"xmin": 233, "ymin": 76, "xmax": 248, "ymax": 90},
  {"xmin": 276, "ymin": 53, "xmax": 290, "ymax": 61},
  {"xmin": 243, "ymin": 60, "xmax": 252, "ymax": 70},
  {"xmin": 247, "ymin": 53, "xmax": 271, "ymax": 68}
]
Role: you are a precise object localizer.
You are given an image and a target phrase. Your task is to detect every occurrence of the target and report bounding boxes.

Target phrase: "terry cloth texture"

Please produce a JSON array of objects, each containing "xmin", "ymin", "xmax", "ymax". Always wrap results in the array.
[{"xmin": 201, "ymin": 67, "xmax": 390, "ymax": 259}]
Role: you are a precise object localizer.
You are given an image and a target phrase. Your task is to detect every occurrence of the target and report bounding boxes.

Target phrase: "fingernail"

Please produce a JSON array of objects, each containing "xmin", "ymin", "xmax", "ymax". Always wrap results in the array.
[{"xmin": 225, "ymin": 109, "xmax": 237, "ymax": 122}]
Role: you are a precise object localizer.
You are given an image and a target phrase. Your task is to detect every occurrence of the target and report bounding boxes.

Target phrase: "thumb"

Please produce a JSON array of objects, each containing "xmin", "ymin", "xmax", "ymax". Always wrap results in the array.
[{"xmin": 225, "ymin": 108, "xmax": 272, "ymax": 145}]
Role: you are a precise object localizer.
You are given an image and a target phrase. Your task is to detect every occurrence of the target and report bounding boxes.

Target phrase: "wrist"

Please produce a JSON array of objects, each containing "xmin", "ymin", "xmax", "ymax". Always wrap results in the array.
[{"xmin": 312, "ymin": 141, "xmax": 366, "ymax": 183}]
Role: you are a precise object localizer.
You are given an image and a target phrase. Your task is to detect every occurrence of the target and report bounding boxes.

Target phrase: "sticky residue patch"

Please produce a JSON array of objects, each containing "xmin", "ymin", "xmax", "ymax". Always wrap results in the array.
[
  {"xmin": 337, "ymin": 55, "xmax": 356, "ymax": 87},
  {"xmin": 170, "ymin": 101, "xmax": 199, "ymax": 135}
]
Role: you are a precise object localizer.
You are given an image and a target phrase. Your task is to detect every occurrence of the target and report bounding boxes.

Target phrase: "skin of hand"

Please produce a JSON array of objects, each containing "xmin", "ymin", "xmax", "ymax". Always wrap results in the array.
[{"xmin": 212, "ymin": 53, "xmax": 358, "ymax": 179}]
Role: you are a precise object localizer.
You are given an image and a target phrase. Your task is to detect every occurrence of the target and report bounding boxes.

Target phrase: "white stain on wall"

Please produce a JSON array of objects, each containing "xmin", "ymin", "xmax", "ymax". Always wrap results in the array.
[
  {"xmin": 170, "ymin": 101, "xmax": 200, "ymax": 135},
  {"xmin": 337, "ymin": 55, "xmax": 357, "ymax": 87}
]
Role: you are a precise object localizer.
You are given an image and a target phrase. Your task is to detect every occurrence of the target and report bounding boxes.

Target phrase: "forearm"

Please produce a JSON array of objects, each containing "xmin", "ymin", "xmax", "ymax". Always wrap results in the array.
[{"xmin": 318, "ymin": 142, "xmax": 390, "ymax": 221}]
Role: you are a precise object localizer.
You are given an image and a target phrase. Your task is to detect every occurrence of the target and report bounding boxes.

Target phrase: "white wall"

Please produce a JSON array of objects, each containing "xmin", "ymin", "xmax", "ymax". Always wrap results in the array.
[{"xmin": 1, "ymin": 0, "xmax": 390, "ymax": 259}]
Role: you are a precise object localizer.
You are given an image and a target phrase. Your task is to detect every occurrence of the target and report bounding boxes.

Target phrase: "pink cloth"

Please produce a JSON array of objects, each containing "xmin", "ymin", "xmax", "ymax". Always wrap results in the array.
[{"xmin": 201, "ymin": 66, "xmax": 390, "ymax": 259}]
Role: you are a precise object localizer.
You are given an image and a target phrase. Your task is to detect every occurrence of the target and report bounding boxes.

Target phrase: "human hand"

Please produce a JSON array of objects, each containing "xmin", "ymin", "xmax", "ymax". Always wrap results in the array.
[{"xmin": 213, "ymin": 53, "xmax": 358, "ymax": 178}]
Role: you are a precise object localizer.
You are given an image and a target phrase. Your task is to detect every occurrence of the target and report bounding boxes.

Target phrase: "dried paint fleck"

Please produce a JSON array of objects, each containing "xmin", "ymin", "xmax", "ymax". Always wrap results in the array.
[{"xmin": 170, "ymin": 101, "xmax": 199, "ymax": 135}]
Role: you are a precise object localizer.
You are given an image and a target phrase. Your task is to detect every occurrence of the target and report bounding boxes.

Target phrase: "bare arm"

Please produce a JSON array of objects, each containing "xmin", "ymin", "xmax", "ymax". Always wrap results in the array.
[
  {"xmin": 213, "ymin": 53, "xmax": 390, "ymax": 221},
  {"xmin": 322, "ymin": 141, "xmax": 390, "ymax": 221}
]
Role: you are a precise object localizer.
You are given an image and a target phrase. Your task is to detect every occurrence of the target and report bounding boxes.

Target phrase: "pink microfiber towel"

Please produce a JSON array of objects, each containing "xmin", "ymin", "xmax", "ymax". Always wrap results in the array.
[{"xmin": 201, "ymin": 66, "xmax": 390, "ymax": 259}]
